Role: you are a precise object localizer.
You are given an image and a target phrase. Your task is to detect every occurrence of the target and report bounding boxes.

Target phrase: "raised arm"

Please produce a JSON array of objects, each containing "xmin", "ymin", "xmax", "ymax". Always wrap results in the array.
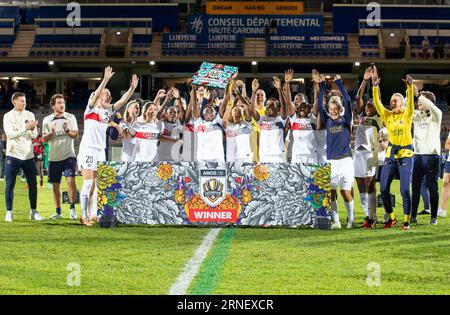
[
  {"xmin": 371, "ymin": 66, "xmax": 388, "ymax": 120},
  {"xmin": 175, "ymin": 94, "xmax": 187, "ymax": 124},
  {"xmin": 184, "ymin": 85, "xmax": 196, "ymax": 122},
  {"xmin": 153, "ymin": 89, "xmax": 167, "ymax": 107},
  {"xmin": 221, "ymin": 88, "xmax": 235, "ymax": 129},
  {"xmin": 419, "ymin": 93, "xmax": 442, "ymax": 122},
  {"xmin": 356, "ymin": 67, "xmax": 372, "ymax": 113},
  {"xmin": 312, "ymin": 69, "xmax": 327, "ymax": 124},
  {"xmin": 311, "ymin": 70, "xmax": 320, "ymax": 116},
  {"xmin": 250, "ymin": 78, "xmax": 261, "ymax": 121},
  {"xmin": 334, "ymin": 75, "xmax": 352, "ymax": 123},
  {"xmin": 273, "ymin": 76, "xmax": 287, "ymax": 119},
  {"xmin": 220, "ymin": 80, "xmax": 233, "ymax": 118},
  {"xmin": 404, "ymin": 75, "xmax": 415, "ymax": 119},
  {"xmin": 334, "ymin": 74, "xmax": 350, "ymax": 105},
  {"xmin": 284, "ymin": 69, "xmax": 295, "ymax": 116},
  {"xmin": 88, "ymin": 66, "xmax": 114, "ymax": 108},
  {"xmin": 112, "ymin": 74, "xmax": 139, "ymax": 112},
  {"xmin": 157, "ymin": 88, "xmax": 173, "ymax": 121},
  {"xmin": 192, "ymin": 86, "xmax": 200, "ymax": 120}
]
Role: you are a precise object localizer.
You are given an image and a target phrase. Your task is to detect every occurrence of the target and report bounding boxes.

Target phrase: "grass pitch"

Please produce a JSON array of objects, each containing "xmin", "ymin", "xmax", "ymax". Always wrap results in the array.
[{"xmin": 0, "ymin": 177, "xmax": 448, "ymax": 295}]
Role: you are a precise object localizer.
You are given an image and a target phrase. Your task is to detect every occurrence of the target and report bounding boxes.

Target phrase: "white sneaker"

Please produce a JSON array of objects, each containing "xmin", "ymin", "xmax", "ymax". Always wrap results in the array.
[
  {"xmin": 5, "ymin": 211, "xmax": 13, "ymax": 222},
  {"xmin": 30, "ymin": 211, "xmax": 44, "ymax": 221},
  {"xmin": 430, "ymin": 218, "xmax": 438, "ymax": 225},
  {"xmin": 50, "ymin": 213, "xmax": 62, "ymax": 220},
  {"xmin": 331, "ymin": 221, "xmax": 342, "ymax": 229},
  {"xmin": 69, "ymin": 209, "xmax": 77, "ymax": 220},
  {"xmin": 347, "ymin": 221, "xmax": 354, "ymax": 229},
  {"xmin": 0, "ymin": 178, "xmax": 5, "ymax": 182},
  {"xmin": 437, "ymin": 209, "xmax": 447, "ymax": 217}
]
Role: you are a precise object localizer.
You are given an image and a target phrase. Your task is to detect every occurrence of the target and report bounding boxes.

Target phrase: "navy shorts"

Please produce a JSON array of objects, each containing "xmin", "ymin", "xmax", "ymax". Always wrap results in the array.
[
  {"xmin": 445, "ymin": 161, "xmax": 450, "ymax": 174},
  {"xmin": 48, "ymin": 157, "xmax": 77, "ymax": 183}
]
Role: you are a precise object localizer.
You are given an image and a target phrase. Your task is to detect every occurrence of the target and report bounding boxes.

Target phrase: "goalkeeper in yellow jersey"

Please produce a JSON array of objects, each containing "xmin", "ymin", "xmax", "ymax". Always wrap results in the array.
[{"xmin": 371, "ymin": 66, "xmax": 414, "ymax": 230}]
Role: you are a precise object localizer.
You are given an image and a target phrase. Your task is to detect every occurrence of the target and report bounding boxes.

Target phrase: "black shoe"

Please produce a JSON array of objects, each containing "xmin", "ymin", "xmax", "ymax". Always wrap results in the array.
[{"xmin": 418, "ymin": 209, "xmax": 430, "ymax": 215}]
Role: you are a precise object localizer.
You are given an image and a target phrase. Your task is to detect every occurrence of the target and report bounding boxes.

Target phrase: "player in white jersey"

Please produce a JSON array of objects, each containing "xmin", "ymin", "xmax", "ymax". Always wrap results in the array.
[
  {"xmin": 354, "ymin": 67, "xmax": 381, "ymax": 228},
  {"xmin": 284, "ymin": 69, "xmax": 319, "ymax": 164},
  {"xmin": 192, "ymin": 85, "xmax": 225, "ymax": 163},
  {"xmin": 221, "ymin": 81, "xmax": 254, "ymax": 163},
  {"xmin": 43, "ymin": 94, "xmax": 79, "ymax": 220},
  {"xmin": 77, "ymin": 66, "xmax": 138, "ymax": 226},
  {"xmin": 157, "ymin": 88, "xmax": 185, "ymax": 162},
  {"xmin": 131, "ymin": 101, "xmax": 164, "ymax": 162},
  {"xmin": 253, "ymin": 76, "xmax": 288, "ymax": 163},
  {"xmin": 107, "ymin": 99, "xmax": 140, "ymax": 162},
  {"xmin": 180, "ymin": 85, "xmax": 198, "ymax": 162}
]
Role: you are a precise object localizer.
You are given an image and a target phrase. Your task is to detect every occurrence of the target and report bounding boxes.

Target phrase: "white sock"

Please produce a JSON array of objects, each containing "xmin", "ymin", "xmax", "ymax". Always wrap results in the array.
[
  {"xmin": 89, "ymin": 184, "xmax": 98, "ymax": 218},
  {"xmin": 360, "ymin": 193, "xmax": 368, "ymax": 216},
  {"xmin": 331, "ymin": 200, "xmax": 340, "ymax": 224},
  {"xmin": 80, "ymin": 179, "xmax": 93, "ymax": 219},
  {"xmin": 367, "ymin": 193, "xmax": 377, "ymax": 220},
  {"xmin": 345, "ymin": 200, "xmax": 355, "ymax": 223}
]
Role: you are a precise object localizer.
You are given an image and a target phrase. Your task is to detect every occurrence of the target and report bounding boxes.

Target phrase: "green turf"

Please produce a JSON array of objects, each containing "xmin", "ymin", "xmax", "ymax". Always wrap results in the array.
[
  {"xmin": 0, "ymin": 177, "xmax": 449, "ymax": 294},
  {"xmin": 191, "ymin": 180, "xmax": 450, "ymax": 295},
  {"xmin": 0, "ymin": 176, "xmax": 209, "ymax": 294}
]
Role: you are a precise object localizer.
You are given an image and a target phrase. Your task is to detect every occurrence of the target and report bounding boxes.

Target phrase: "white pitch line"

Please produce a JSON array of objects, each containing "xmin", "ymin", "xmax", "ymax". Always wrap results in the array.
[{"xmin": 168, "ymin": 228, "xmax": 222, "ymax": 295}]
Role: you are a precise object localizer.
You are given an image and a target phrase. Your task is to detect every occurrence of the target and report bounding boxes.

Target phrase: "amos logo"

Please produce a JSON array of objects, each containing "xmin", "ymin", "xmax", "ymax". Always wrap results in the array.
[{"xmin": 199, "ymin": 169, "xmax": 227, "ymax": 207}]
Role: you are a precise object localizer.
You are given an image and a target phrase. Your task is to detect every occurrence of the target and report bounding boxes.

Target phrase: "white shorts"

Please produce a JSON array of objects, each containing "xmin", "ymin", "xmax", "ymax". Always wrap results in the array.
[
  {"xmin": 259, "ymin": 155, "xmax": 286, "ymax": 163},
  {"xmin": 354, "ymin": 149, "xmax": 378, "ymax": 178},
  {"xmin": 77, "ymin": 146, "xmax": 105, "ymax": 171},
  {"xmin": 330, "ymin": 157, "xmax": 354, "ymax": 191},
  {"xmin": 292, "ymin": 154, "xmax": 317, "ymax": 164}
]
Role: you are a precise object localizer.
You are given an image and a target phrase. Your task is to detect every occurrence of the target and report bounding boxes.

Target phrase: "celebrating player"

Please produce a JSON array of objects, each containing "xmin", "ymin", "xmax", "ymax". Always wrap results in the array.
[
  {"xmin": 411, "ymin": 89, "xmax": 442, "ymax": 225},
  {"xmin": 354, "ymin": 67, "xmax": 381, "ymax": 228},
  {"xmin": 250, "ymin": 79, "xmax": 267, "ymax": 162},
  {"xmin": 285, "ymin": 69, "xmax": 319, "ymax": 164},
  {"xmin": 316, "ymin": 70, "xmax": 354, "ymax": 229},
  {"xmin": 157, "ymin": 88, "xmax": 185, "ymax": 162},
  {"xmin": 371, "ymin": 67, "xmax": 414, "ymax": 230},
  {"xmin": 108, "ymin": 99, "xmax": 140, "ymax": 162},
  {"xmin": 42, "ymin": 94, "xmax": 79, "ymax": 220},
  {"xmin": 221, "ymin": 81, "xmax": 254, "ymax": 163},
  {"xmin": 77, "ymin": 66, "xmax": 138, "ymax": 226},
  {"xmin": 192, "ymin": 85, "xmax": 226, "ymax": 163},
  {"xmin": 131, "ymin": 101, "xmax": 164, "ymax": 162},
  {"xmin": 252, "ymin": 77, "xmax": 288, "ymax": 163}
]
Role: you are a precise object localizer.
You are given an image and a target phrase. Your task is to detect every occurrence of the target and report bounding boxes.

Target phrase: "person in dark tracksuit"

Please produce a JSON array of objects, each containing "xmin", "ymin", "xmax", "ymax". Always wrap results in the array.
[{"xmin": 371, "ymin": 67, "xmax": 415, "ymax": 230}]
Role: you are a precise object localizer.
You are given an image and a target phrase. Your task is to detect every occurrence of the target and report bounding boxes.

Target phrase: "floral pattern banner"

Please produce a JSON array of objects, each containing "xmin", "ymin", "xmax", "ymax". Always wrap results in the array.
[{"xmin": 97, "ymin": 162, "xmax": 331, "ymax": 227}]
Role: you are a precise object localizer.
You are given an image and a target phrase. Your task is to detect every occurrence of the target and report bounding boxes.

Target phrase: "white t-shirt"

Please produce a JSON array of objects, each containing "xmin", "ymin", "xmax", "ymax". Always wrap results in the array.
[
  {"xmin": 42, "ymin": 112, "xmax": 78, "ymax": 161},
  {"xmin": 258, "ymin": 115, "xmax": 287, "ymax": 163},
  {"xmin": 118, "ymin": 120, "xmax": 136, "ymax": 162},
  {"xmin": 158, "ymin": 120, "xmax": 183, "ymax": 161},
  {"xmin": 181, "ymin": 120, "xmax": 197, "ymax": 162},
  {"xmin": 79, "ymin": 104, "xmax": 113, "ymax": 150},
  {"xmin": 130, "ymin": 121, "xmax": 164, "ymax": 162},
  {"xmin": 355, "ymin": 114, "xmax": 380, "ymax": 152},
  {"xmin": 413, "ymin": 95, "xmax": 442, "ymax": 155},
  {"xmin": 194, "ymin": 116, "xmax": 225, "ymax": 162},
  {"xmin": 289, "ymin": 113, "xmax": 317, "ymax": 162},
  {"xmin": 223, "ymin": 120, "xmax": 252, "ymax": 162},
  {"xmin": 3, "ymin": 109, "xmax": 38, "ymax": 160}
]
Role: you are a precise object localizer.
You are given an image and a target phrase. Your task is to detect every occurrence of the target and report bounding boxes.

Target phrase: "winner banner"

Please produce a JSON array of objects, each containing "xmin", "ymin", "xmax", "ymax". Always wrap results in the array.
[{"xmin": 97, "ymin": 162, "xmax": 331, "ymax": 227}]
